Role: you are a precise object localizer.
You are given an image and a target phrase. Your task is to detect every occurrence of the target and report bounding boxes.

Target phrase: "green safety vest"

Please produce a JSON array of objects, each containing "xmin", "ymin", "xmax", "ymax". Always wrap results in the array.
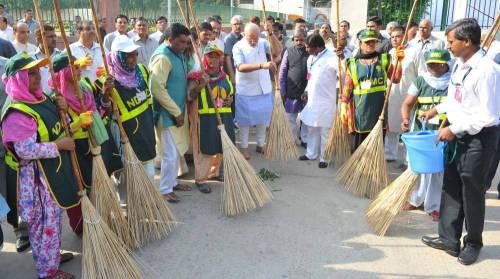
[
  {"xmin": 412, "ymin": 76, "xmax": 447, "ymax": 131},
  {"xmin": 198, "ymin": 75, "xmax": 234, "ymax": 114},
  {"xmin": 347, "ymin": 53, "xmax": 390, "ymax": 133},
  {"xmin": 96, "ymin": 64, "xmax": 156, "ymax": 162},
  {"xmin": 197, "ymin": 76, "xmax": 235, "ymax": 155},
  {"xmin": 1, "ymin": 97, "xmax": 80, "ymax": 209}
]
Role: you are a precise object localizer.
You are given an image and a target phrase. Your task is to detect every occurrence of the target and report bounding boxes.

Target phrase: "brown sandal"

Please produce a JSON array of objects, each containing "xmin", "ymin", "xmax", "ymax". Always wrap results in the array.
[
  {"xmin": 173, "ymin": 184, "xmax": 192, "ymax": 191},
  {"xmin": 41, "ymin": 270, "xmax": 75, "ymax": 279},
  {"xmin": 163, "ymin": 192, "xmax": 180, "ymax": 203}
]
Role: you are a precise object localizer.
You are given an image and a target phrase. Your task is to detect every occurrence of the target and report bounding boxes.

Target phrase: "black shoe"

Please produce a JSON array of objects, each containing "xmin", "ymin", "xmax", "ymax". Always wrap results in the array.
[
  {"xmin": 16, "ymin": 236, "xmax": 30, "ymax": 252},
  {"xmin": 299, "ymin": 155, "xmax": 310, "ymax": 161},
  {"xmin": 458, "ymin": 245, "xmax": 481, "ymax": 265},
  {"xmin": 318, "ymin": 162, "xmax": 328, "ymax": 168},
  {"xmin": 421, "ymin": 236, "xmax": 459, "ymax": 257}
]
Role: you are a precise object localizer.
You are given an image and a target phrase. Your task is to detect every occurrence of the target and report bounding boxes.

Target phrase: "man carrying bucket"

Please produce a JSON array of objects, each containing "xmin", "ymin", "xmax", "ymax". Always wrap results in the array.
[
  {"xmin": 400, "ymin": 49, "xmax": 451, "ymax": 221},
  {"xmin": 421, "ymin": 18, "xmax": 500, "ymax": 266}
]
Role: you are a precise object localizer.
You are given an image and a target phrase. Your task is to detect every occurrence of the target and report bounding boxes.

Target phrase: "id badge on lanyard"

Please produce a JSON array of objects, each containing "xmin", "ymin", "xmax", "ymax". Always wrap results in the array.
[{"xmin": 454, "ymin": 85, "xmax": 462, "ymax": 103}]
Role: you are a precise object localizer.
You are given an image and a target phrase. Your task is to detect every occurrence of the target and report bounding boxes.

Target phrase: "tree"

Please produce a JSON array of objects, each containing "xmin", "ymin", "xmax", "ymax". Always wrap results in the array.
[{"xmin": 368, "ymin": 0, "xmax": 431, "ymax": 26}]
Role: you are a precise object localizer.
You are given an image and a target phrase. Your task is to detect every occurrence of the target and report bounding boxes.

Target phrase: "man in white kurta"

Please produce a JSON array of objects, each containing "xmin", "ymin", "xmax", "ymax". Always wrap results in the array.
[
  {"xmin": 299, "ymin": 34, "xmax": 338, "ymax": 168},
  {"xmin": 232, "ymin": 23, "xmax": 282, "ymax": 160},
  {"xmin": 385, "ymin": 26, "xmax": 418, "ymax": 162}
]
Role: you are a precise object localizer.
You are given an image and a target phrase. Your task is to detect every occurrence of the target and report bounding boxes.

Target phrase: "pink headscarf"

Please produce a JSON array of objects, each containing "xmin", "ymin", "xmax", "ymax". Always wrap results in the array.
[
  {"xmin": 1, "ymin": 70, "xmax": 44, "ymax": 144},
  {"xmin": 48, "ymin": 67, "xmax": 96, "ymax": 114},
  {"xmin": 2, "ymin": 70, "xmax": 44, "ymax": 102},
  {"xmin": 106, "ymin": 52, "xmax": 139, "ymax": 89}
]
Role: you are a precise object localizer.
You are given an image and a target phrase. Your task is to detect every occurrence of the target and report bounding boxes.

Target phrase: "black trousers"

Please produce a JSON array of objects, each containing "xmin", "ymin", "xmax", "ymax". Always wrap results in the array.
[
  {"xmin": 484, "ymin": 129, "xmax": 500, "ymax": 193},
  {"xmin": 438, "ymin": 126, "xmax": 499, "ymax": 248}
]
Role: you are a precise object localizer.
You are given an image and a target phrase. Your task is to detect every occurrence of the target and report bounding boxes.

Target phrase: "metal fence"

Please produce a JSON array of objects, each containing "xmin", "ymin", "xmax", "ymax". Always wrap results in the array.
[
  {"xmin": 367, "ymin": 0, "xmax": 455, "ymax": 31},
  {"xmin": 467, "ymin": 0, "xmax": 499, "ymax": 29}
]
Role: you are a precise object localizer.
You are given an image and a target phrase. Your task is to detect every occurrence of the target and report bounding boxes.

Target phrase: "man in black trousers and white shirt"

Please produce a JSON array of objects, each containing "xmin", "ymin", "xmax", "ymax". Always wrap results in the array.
[{"xmin": 421, "ymin": 18, "xmax": 500, "ymax": 265}]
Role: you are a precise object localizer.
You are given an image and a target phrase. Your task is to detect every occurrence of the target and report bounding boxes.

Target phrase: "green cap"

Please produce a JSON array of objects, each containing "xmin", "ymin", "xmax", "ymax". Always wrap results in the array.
[
  {"xmin": 359, "ymin": 29, "xmax": 379, "ymax": 42},
  {"xmin": 52, "ymin": 51, "xmax": 70, "ymax": 72},
  {"xmin": 3, "ymin": 52, "xmax": 49, "ymax": 78},
  {"xmin": 425, "ymin": 49, "xmax": 451, "ymax": 64},
  {"xmin": 203, "ymin": 42, "xmax": 224, "ymax": 56}
]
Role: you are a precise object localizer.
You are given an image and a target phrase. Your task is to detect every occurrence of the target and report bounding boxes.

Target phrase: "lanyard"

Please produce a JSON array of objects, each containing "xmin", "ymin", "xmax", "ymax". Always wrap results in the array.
[
  {"xmin": 450, "ymin": 63, "xmax": 473, "ymax": 87},
  {"xmin": 309, "ymin": 48, "xmax": 327, "ymax": 72}
]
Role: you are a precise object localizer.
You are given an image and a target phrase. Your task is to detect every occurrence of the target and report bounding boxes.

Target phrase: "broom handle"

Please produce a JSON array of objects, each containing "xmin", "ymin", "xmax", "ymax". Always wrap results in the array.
[
  {"xmin": 379, "ymin": 0, "xmax": 419, "ymax": 120},
  {"xmin": 187, "ymin": 0, "xmax": 204, "ymax": 50},
  {"xmin": 335, "ymin": 0, "xmax": 344, "ymax": 104},
  {"xmin": 483, "ymin": 13, "xmax": 500, "ymax": 51},
  {"xmin": 483, "ymin": 13, "xmax": 499, "ymax": 50},
  {"xmin": 87, "ymin": 0, "xmax": 130, "ymax": 142},
  {"xmin": 34, "ymin": 0, "xmax": 86, "ymax": 192},
  {"xmin": 261, "ymin": 0, "xmax": 279, "ymax": 91},
  {"xmin": 178, "ymin": 0, "xmax": 224, "ymax": 126},
  {"xmin": 52, "ymin": 0, "xmax": 98, "ymax": 149}
]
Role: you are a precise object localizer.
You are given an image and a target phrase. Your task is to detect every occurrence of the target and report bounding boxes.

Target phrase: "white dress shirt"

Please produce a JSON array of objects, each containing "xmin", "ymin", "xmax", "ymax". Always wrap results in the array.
[
  {"xmin": 408, "ymin": 34, "xmax": 446, "ymax": 75},
  {"xmin": 69, "ymin": 41, "xmax": 104, "ymax": 82},
  {"xmin": 0, "ymin": 26, "xmax": 14, "ymax": 42},
  {"xmin": 435, "ymin": 50, "xmax": 500, "ymax": 136},
  {"xmin": 32, "ymin": 47, "xmax": 62, "ymax": 93},
  {"xmin": 12, "ymin": 41, "xmax": 37, "ymax": 54},
  {"xmin": 133, "ymin": 35, "xmax": 158, "ymax": 66},
  {"xmin": 150, "ymin": 30, "xmax": 164, "ymax": 43},
  {"xmin": 300, "ymin": 48, "xmax": 338, "ymax": 128}
]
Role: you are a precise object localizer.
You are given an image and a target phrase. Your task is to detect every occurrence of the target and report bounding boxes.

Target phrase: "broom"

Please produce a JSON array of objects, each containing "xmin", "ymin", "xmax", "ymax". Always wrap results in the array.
[
  {"xmin": 365, "ymin": 119, "xmax": 448, "ymax": 236},
  {"xmin": 260, "ymin": 0, "xmax": 300, "ymax": 161},
  {"xmin": 180, "ymin": 0, "xmax": 273, "ymax": 216},
  {"xmin": 366, "ymin": 16, "xmax": 500, "ymax": 236},
  {"xmin": 50, "ymin": 0, "xmax": 131, "ymax": 249},
  {"xmin": 85, "ymin": 0, "xmax": 177, "ymax": 249},
  {"xmin": 323, "ymin": 0, "xmax": 352, "ymax": 167},
  {"xmin": 335, "ymin": 0, "xmax": 420, "ymax": 199},
  {"xmin": 50, "ymin": 1, "xmax": 142, "ymax": 277}
]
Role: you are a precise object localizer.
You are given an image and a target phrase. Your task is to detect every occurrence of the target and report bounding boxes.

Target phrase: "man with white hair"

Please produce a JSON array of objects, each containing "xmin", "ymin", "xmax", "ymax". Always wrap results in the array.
[
  {"xmin": 12, "ymin": 22, "xmax": 36, "ymax": 53},
  {"xmin": 381, "ymin": 21, "xmax": 398, "ymax": 39},
  {"xmin": 232, "ymin": 22, "xmax": 282, "ymax": 159},
  {"xmin": 224, "ymin": 15, "xmax": 244, "ymax": 84},
  {"xmin": 409, "ymin": 19, "xmax": 446, "ymax": 75}
]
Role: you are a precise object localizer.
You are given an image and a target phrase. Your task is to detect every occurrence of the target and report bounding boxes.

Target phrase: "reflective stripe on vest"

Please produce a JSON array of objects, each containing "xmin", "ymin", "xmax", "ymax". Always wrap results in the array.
[
  {"xmin": 3, "ymin": 103, "xmax": 51, "ymax": 142},
  {"xmin": 349, "ymin": 54, "xmax": 389, "ymax": 95},
  {"xmin": 199, "ymin": 76, "xmax": 234, "ymax": 115},
  {"xmin": 109, "ymin": 64, "xmax": 151, "ymax": 122},
  {"xmin": 67, "ymin": 108, "xmax": 88, "ymax": 139},
  {"xmin": 417, "ymin": 96, "xmax": 447, "ymax": 104}
]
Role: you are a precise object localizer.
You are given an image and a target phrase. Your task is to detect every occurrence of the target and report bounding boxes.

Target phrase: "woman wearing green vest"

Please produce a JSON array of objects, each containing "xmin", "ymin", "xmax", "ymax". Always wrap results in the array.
[
  {"xmin": 187, "ymin": 43, "xmax": 235, "ymax": 193},
  {"xmin": 1, "ymin": 53, "xmax": 78, "ymax": 279},
  {"xmin": 97, "ymin": 35, "xmax": 156, "ymax": 179},
  {"xmin": 48, "ymin": 52, "xmax": 123, "ymax": 235},
  {"xmin": 340, "ymin": 29, "xmax": 404, "ymax": 150},
  {"xmin": 401, "ymin": 49, "xmax": 451, "ymax": 221}
]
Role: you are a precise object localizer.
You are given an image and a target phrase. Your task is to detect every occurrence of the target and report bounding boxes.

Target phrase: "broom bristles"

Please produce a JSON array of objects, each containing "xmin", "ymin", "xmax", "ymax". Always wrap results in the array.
[
  {"xmin": 263, "ymin": 92, "xmax": 300, "ymax": 161},
  {"xmin": 365, "ymin": 168, "xmax": 419, "ymax": 236},
  {"xmin": 80, "ymin": 195, "xmax": 142, "ymax": 279},
  {"xmin": 324, "ymin": 110, "xmax": 351, "ymax": 166},
  {"xmin": 220, "ymin": 125, "xmax": 273, "ymax": 216},
  {"xmin": 123, "ymin": 142, "xmax": 177, "ymax": 249},
  {"xmin": 89, "ymin": 146, "xmax": 133, "ymax": 249},
  {"xmin": 335, "ymin": 120, "xmax": 388, "ymax": 198}
]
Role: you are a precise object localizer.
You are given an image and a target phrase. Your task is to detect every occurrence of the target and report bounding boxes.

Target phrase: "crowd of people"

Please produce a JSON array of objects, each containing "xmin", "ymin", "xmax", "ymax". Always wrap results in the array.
[{"xmin": 0, "ymin": 3, "xmax": 499, "ymax": 278}]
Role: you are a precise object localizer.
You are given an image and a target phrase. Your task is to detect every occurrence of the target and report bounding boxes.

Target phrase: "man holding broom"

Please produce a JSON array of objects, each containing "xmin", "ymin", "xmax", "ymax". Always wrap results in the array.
[
  {"xmin": 421, "ymin": 18, "xmax": 500, "ymax": 265},
  {"xmin": 340, "ymin": 29, "xmax": 404, "ymax": 150},
  {"xmin": 232, "ymin": 22, "xmax": 282, "ymax": 159}
]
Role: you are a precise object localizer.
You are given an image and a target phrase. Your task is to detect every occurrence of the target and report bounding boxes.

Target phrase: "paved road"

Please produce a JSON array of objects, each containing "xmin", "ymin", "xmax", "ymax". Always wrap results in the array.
[{"xmin": 1, "ymin": 142, "xmax": 499, "ymax": 279}]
